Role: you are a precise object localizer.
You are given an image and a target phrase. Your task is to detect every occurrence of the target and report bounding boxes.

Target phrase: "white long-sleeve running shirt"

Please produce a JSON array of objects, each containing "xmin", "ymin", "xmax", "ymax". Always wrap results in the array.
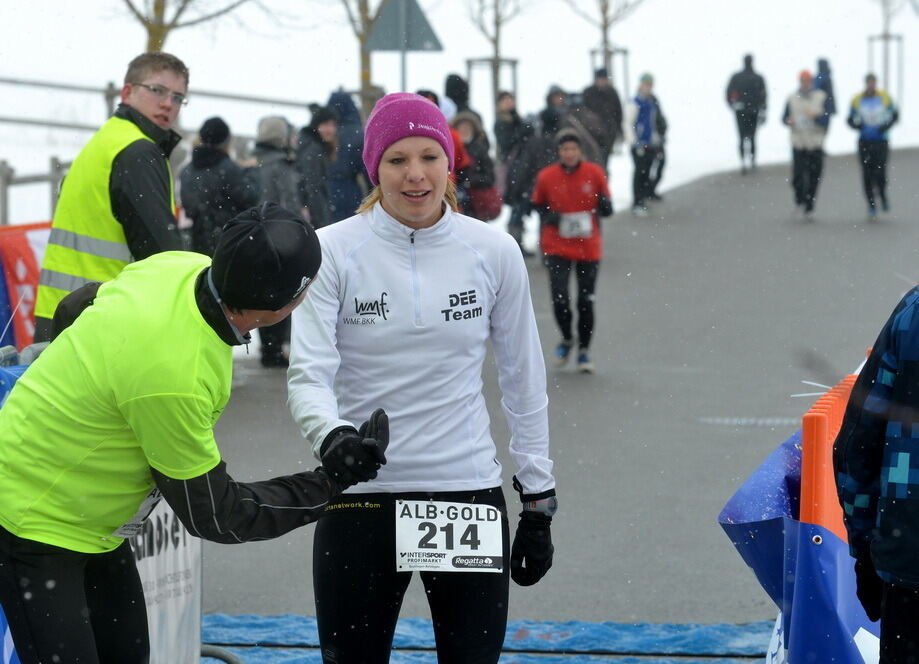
[{"xmin": 287, "ymin": 202, "xmax": 555, "ymax": 495}]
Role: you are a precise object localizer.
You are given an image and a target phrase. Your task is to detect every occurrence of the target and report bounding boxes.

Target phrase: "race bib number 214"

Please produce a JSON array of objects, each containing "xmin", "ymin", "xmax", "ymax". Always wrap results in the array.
[{"xmin": 395, "ymin": 500, "xmax": 503, "ymax": 573}]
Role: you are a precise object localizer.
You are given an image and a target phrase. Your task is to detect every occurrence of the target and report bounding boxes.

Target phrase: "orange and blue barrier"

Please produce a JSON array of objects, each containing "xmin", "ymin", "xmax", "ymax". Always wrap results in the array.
[{"xmin": 719, "ymin": 374, "xmax": 879, "ymax": 663}]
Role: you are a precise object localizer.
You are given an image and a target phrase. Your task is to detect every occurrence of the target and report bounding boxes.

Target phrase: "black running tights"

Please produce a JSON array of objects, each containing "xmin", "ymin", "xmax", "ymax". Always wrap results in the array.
[
  {"xmin": 313, "ymin": 489, "xmax": 510, "ymax": 664},
  {"xmin": 0, "ymin": 526, "xmax": 149, "ymax": 664},
  {"xmin": 544, "ymin": 255, "xmax": 600, "ymax": 350}
]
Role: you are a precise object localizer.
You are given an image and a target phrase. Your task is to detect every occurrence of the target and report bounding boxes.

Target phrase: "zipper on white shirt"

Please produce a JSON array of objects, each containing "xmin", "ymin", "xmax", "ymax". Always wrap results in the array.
[{"xmin": 410, "ymin": 231, "xmax": 423, "ymax": 325}]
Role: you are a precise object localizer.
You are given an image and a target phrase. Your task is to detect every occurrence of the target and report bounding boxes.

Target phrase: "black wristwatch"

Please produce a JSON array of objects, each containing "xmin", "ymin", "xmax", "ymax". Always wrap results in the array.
[{"xmin": 513, "ymin": 476, "xmax": 558, "ymax": 516}]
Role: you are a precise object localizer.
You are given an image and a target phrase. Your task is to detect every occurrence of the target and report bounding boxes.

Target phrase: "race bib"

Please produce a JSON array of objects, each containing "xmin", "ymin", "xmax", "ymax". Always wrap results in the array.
[
  {"xmin": 861, "ymin": 106, "xmax": 886, "ymax": 126},
  {"xmin": 559, "ymin": 212, "xmax": 594, "ymax": 239},
  {"xmin": 113, "ymin": 488, "xmax": 163, "ymax": 538},
  {"xmin": 795, "ymin": 114, "xmax": 814, "ymax": 130},
  {"xmin": 395, "ymin": 500, "xmax": 503, "ymax": 573}
]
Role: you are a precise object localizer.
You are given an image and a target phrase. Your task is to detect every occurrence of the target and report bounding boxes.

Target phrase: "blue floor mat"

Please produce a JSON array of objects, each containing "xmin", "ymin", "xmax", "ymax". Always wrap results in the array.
[
  {"xmin": 204, "ymin": 649, "xmax": 758, "ymax": 663},
  {"xmin": 202, "ymin": 614, "xmax": 772, "ymax": 661}
]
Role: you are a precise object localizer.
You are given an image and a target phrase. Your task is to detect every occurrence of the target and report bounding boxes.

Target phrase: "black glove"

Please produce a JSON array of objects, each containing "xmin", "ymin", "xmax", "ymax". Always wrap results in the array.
[
  {"xmin": 854, "ymin": 555, "xmax": 884, "ymax": 622},
  {"xmin": 597, "ymin": 194, "xmax": 613, "ymax": 217},
  {"xmin": 538, "ymin": 207, "xmax": 560, "ymax": 227},
  {"xmin": 511, "ymin": 511, "xmax": 554, "ymax": 586},
  {"xmin": 319, "ymin": 409, "xmax": 389, "ymax": 489}
]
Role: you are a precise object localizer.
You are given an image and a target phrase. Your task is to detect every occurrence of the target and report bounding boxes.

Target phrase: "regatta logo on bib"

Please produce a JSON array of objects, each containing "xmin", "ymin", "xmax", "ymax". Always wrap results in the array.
[
  {"xmin": 453, "ymin": 555, "xmax": 502, "ymax": 569},
  {"xmin": 344, "ymin": 292, "xmax": 389, "ymax": 325},
  {"xmin": 441, "ymin": 290, "xmax": 482, "ymax": 322}
]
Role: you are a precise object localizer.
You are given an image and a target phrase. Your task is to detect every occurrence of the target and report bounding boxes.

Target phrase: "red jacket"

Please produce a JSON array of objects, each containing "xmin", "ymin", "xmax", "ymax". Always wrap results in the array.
[{"xmin": 531, "ymin": 161, "xmax": 610, "ymax": 261}]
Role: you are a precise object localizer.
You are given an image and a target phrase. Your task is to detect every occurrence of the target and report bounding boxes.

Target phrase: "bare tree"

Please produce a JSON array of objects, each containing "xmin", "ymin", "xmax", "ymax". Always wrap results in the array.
[
  {"xmin": 122, "ymin": 0, "xmax": 257, "ymax": 52},
  {"xmin": 870, "ymin": 0, "xmax": 905, "ymax": 88},
  {"xmin": 466, "ymin": 0, "xmax": 523, "ymax": 113},
  {"xmin": 562, "ymin": 0, "xmax": 646, "ymax": 84},
  {"xmin": 337, "ymin": 0, "xmax": 389, "ymax": 118}
]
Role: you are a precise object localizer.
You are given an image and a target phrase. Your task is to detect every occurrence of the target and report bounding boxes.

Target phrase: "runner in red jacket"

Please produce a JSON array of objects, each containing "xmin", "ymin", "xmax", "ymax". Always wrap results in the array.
[{"xmin": 531, "ymin": 130, "xmax": 612, "ymax": 373}]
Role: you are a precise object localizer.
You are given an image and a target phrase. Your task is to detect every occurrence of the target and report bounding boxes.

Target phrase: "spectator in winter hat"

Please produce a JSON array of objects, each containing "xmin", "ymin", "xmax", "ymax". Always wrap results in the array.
[
  {"xmin": 287, "ymin": 92, "xmax": 556, "ymax": 663},
  {"xmin": 296, "ymin": 105, "xmax": 338, "ymax": 229},
  {"xmin": 416, "ymin": 88, "xmax": 472, "ymax": 175},
  {"xmin": 445, "ymin": 72, "xmax": 484, "ymax": 129},
  {"xmin": 583, "ymin": 67, "xmax": 624, "ymax": 169},
  {"xmin": 180, "ymin": 116, "xmax": 259, "ymax": 256},
  {"xmin": 326, "ymin": 91, "xmax": 369, "ymax": 222}
]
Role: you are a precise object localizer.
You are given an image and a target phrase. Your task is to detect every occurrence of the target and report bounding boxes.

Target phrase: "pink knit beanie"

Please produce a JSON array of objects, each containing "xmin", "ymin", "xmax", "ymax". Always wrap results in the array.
[{"xmin": 362, "ymin": 93, "xmax": 455, "ymax": 185}]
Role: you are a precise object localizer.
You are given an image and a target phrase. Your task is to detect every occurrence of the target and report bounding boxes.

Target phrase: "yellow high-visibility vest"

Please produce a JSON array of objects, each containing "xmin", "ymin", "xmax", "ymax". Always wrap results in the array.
[{"xmin": 35, "ymin": 116, "xmax": 175, "ymax": 320}]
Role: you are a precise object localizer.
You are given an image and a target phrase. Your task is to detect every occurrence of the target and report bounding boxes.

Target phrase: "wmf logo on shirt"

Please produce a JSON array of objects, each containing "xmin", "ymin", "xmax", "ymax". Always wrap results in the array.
[{"xmin": 344, "ymin": 292, "xmax": 389, "ymax": 325}]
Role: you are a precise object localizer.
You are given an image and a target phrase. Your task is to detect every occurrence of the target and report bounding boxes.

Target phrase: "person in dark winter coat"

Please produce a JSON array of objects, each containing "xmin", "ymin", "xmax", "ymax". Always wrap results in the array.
[
  {"xmin": 648, "ymin": 94, "xmax": 668, "ymax": 200},
  {"xmin": 296, "ymin": 105, "xmax": 338, "ymax": 229},
  {"xmin": 583, "ymin": 68, "xmax": 623, "ymax": 171},
  {"xmin": 545, "ymin": 85, "xmax": 602, "ymax": 166},
  {"xmin": 326, "ymin": 91, "xmax": 367, "ymax": 222},
  {"xmin": 813, "ymin": 58, "xmax": 837, "ymax": 129},
  {"xmin": 726, "ymin": 54, "xmax": 767, "ymax": 173},
  {"xmin": 180, "ymin": 116, "xmax": 259, "ymax": 256},
  {"xmin": 251, "ymin": 115, "xmax": 306, "ymax": 367},
  {"xmin": 494, "ymin": 91, "xmax": 526, "ymax": 163},
  {"xmin": 504, "ymin": 109, "xmax": 562, "ymax": 254},
  {"xmin": 445, "ymin": 73, "xmax": 485, "ymax": 131},
  {"xmin": 452, "ymin": 110, "xmax": 499, "ymax": 221}
]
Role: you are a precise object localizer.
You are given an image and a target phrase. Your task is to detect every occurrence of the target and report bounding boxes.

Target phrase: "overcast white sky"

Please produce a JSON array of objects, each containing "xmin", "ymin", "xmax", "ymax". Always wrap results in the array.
[{"xmin": 1, "ymin": 0, "xmax": 917, "ymax": 222}]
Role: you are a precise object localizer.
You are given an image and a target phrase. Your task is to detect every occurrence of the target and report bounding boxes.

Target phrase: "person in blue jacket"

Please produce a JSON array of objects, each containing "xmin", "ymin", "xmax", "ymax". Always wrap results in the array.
[
  {"xmin": 813, "ymin": 58, "xmax": 837, "ymax": 129},
  {"xmin": 326, "ymin": 91, "xmax": 368, "ymax": 222},
  {"xmin": 835, "ymin": 285, "xmax": 919, "ymax": 663},
  {"xmin": 847, "ymin": 73, "xmax": 899, "ymax": 219}
]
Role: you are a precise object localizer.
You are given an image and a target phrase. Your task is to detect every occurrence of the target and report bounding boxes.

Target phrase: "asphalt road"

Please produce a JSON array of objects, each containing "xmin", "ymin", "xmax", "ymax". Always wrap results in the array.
[{"xmin": 204, "ymin": 148, "xmax": 919, "ymax": 624}]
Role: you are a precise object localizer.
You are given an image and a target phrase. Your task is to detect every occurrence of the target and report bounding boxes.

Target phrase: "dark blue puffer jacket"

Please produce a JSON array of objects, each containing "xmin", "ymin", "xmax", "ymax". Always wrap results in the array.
[{"xmin": 326, "ymin": 91, "xmax": 367, "ymax": 222}]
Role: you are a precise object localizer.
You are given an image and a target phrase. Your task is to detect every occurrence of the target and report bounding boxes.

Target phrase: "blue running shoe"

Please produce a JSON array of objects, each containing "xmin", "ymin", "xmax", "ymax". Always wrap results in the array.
[
  {"xmin": 554, "ymin": 341, "xmax": 572, "ymax": 366},
  {"xmin": 577, "ymin": 351, "xmax": 594, "ymax": 373}
]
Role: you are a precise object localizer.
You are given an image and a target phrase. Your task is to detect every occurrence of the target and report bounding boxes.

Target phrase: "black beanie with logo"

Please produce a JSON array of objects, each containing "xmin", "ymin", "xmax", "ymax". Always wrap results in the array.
[{"xmin": 211, "ymin": 203, "xmax": 321, "ymax": 311}]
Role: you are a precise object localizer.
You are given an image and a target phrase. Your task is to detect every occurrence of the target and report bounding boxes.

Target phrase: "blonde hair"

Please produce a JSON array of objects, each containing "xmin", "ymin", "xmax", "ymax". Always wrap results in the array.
[{"xmin": 356, "ymin": 179, "xmax": 459, "ymax": 215}]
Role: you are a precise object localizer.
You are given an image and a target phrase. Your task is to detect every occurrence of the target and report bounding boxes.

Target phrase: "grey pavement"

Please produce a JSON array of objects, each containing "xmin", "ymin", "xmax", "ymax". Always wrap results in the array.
[{"xmin": 205, "ymin": 148, "xmax": 919, "ymax": 624}]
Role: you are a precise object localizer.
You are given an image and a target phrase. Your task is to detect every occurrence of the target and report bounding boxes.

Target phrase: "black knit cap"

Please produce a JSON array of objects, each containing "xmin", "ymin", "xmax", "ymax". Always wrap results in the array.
[
  {"xmin": 199, "ymin": 116, "xmax": 230, "ymax": 145},
  {"xmin": 211, "ymin": 203, "xmax": 321, "ymax": 311}
]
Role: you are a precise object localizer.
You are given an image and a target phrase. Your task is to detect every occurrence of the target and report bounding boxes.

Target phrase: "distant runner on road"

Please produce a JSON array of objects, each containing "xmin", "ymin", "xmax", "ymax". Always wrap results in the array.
[
  {"xmin": 531, "ymin": 130, "xmax": 612, "ymax": 374},
  {"xmin": 783, "ymin": 70, "xmax": 827, "ymax": 218},
  {"xmin": 847, "ymin": 73, "xmax": 899, "ymax": 220},
  {"xmin": 726, "ymin": 54, "xmax": 767, "ymax": 174}
]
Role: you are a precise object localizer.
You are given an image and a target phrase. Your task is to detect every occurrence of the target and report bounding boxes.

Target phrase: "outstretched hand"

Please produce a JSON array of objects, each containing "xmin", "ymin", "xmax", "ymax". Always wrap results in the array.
[{"xmin": 320, "ymin": 409, "xmax": 389, "ymax": 490}]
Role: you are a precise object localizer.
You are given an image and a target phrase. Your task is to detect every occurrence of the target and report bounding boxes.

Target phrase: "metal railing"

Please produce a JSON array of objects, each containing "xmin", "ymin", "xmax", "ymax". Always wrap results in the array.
[
  {"xmin": 0, "ymin": 75, "xmax": 315, "ymax": 120},
  {"xmin": 0, "ymin": 157, "xmax": 70, "ymax": 226},
  {"xmin": 0, "ymin": 74, "xmax": 340, "ymax": 225}
]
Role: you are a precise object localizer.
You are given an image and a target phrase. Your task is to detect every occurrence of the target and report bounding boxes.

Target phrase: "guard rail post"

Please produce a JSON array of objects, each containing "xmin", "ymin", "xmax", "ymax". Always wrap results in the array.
[
  {"xmin": 104, "ymin": 81, "xmax": 119, "ymax": 116},
  {"xmin": 0, "ymin": 160, "xmax": 13, "ymax": 226},
  {"xmin": 50, "ymin": 156, "xmax": 67, "ymax": 213}
]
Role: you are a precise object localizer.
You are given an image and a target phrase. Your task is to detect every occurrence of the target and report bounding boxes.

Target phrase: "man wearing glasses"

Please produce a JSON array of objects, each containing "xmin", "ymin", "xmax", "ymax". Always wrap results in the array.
[{"xmin": 34, "ymin": 53, "xmax": 189, "ymax": 341}]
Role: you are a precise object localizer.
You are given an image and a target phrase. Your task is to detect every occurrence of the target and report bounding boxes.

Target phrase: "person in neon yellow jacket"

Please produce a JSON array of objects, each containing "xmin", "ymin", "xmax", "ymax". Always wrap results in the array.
[
  {"xmin": 0, "ymin": 203, "xmax": 388, "ymax": 664},
  {"xmin": 34, "ymin": 52, "xmax": 190, "ymax": 342}
]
